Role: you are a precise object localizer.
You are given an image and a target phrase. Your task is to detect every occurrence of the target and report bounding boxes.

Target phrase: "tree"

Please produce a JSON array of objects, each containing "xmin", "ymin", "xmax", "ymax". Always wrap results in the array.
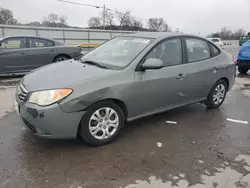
[
  {"xmin": 42, "ymin": 13, "xmax": 68, "ymax": 27},
  {"xmin": 162, "ymin": 23, "xmax": 171, "ymax": 32},
  {"xmin": 131, "ymin": 18, "xmax": 143, "ymax": 28},
  {"xmin": 105, "ymin": 11, "xmax": 115, "ymax": 29},
  {"xmin": 48, "ymin": 13, "xmax": 58, "ymax": 23},
  {"xmin": 0, "ymin": 7, "xmax": 17, "ymax": 24},
  {"xmin": 88, "ymin": 17, "xmax": 102, "ymax": 28},
  {"xmin": 220, "ymin": 27, "xmax": 233, "ymax": 40},
  {"xmin": 59, "ymin": 15, "xmax": 67, "ymax": 25},
  {"xmin": 26, "ymin": 21, "xmax": 41, "ymax": 26},
  {"xmin": 147, "ymin": 18, "xmax": 169, "ymax": 31},
  {"xmin": 234, "ymin": 28, "xmax": 246, "ymax": 39},
  {"xmin": 116, "ymin": 10, "xmax": 132, "ymax": 27}
]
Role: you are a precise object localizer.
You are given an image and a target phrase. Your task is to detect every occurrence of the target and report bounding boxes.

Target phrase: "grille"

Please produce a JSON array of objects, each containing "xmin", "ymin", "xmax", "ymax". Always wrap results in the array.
[{"xmin": 17, "ymin": 84, "xmax": 28, "ymax": 102}]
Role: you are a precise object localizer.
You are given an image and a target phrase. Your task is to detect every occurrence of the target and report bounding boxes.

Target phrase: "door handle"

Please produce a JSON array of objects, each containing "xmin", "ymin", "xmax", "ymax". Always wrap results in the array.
[
  {"xmin": 176, "ymin": 73, "xmax": 186, "ymax": 80},
  {"xmin": 20, "ymin": 52, "xmax": 26, "ymax": 55},
  {"xmin": 50, "ymin": 49, "xmax": 55, "ymax": 52}
]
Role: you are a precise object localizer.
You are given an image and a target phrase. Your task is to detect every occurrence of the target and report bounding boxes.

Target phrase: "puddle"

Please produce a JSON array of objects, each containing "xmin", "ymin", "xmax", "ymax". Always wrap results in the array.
[{"xmin": 124, "ymin": 153, "xmax": 250, "ymax": 188}]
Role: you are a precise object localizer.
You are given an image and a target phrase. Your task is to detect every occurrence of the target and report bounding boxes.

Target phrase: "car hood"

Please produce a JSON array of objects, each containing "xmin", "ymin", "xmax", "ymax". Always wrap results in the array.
[{"xmin": 21, "ymin": 59, "xmax": 113, "ymax": 91}]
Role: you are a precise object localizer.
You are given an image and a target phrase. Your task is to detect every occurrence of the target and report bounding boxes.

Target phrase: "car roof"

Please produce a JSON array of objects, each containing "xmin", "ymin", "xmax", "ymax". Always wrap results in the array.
[
  {"xmin": 123, "ymin": 32, "xmax": 200, "ymax": 39},
  {"xmin": 0, "ymin": 36, "xmax": 62, "ymax": 44},
  {"xmin": 208, "ymin": 37, "xmax": 221, "ymax": 40}
]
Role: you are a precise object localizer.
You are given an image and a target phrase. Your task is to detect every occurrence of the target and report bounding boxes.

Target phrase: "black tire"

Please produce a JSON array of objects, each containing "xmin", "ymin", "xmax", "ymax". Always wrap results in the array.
[
  {"xmin": 53, "ymin": 55, "xmax": 70, "ymax": 62},
  {"xmin": 204, "ymin": 80, "xmax": 227, "ymax": 109},
  {"xmin": 238, "ymin": 66, "xmax": 249, "ymax": 74},
  {"xmin": 79, "ymin": 101, "xmax": 125, "ymax": 146}
]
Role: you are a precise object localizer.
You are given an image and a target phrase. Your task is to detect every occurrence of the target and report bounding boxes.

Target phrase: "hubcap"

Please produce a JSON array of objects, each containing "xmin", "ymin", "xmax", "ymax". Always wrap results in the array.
[
  {"xmin": 213, "ymin": 84, "xmax": 226, "ymax": 105},
  {"xmin": 89, "ymin": 107, "xmax": 119, "ymax": 140},
  {"xmin": 56, "ymin": 57, "xmax": 67, "ymax": 62}
]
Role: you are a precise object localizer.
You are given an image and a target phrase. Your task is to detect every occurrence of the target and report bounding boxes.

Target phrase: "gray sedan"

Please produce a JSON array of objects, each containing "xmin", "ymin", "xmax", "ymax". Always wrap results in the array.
[
  {"xmin": 0, "ymin": 36, "xmax": 82, "ymax": 75},
  {"xmin": 15, "ymin": 32, "xmax": 236, "ymax": 146}
]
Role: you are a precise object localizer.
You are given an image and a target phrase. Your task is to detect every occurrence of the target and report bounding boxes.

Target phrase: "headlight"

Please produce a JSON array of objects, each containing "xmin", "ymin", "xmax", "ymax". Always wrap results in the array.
[{"xmin": 29, "ymin": 89, "xmax": 72, "ymax": 106}]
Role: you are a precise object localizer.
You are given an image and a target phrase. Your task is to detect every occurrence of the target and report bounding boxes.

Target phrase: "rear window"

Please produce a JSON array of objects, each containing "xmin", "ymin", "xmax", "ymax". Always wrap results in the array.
[
  {"xmin": 185, "ymin": 38, "xmax": 211, "ymax": 62},
  {"xmin": 47, "ymin": 40, "xmax": 54, "ymax": 46},
  {"xmin": 29, "ymin": 38, "xmax": 54, "ymax": 48}
]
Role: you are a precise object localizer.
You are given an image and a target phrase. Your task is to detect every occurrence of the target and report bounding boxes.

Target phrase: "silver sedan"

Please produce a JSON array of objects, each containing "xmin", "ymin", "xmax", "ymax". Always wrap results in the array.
[{"xmin": 15, "ymin": 32, "xmax": 236, "ymax": 146}]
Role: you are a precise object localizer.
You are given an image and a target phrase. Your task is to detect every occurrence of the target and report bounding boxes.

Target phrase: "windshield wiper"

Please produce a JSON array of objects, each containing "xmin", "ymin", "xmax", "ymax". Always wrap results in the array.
[{"xmin": 79, "ymin": 59, "xmax": 109, "ymax": 69}]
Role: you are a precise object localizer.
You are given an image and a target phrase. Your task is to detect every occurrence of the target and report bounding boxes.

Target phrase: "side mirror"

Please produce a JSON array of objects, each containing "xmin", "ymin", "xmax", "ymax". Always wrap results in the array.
[{"xmin": 141, "ymin": 58, "xmax": 164, "ymax": 70}]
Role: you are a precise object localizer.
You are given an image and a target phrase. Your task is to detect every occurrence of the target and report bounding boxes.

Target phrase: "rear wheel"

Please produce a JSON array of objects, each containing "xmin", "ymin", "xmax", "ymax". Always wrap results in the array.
[
  {"xmin": 53, "ymin": 55, "xmax": 70, "ymax": 62},
  {"xmin": 238, "ymin": 66, "xmax": 249, "ymax": 74},
  {"xmin": 204, "ymin": 80, "xmax": 227, "ymax": 109},
  {"xmin": 79, "ymin": 101, "xmax": 124, "ymax": 146}
]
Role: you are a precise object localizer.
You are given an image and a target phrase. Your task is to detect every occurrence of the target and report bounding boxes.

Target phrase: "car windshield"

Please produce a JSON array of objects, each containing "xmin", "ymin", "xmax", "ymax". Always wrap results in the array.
[
  {"xmin": 82, "ymin": 36, "xmax": 153, "ymax": 70},
  {"xmin": 211, "ymin": 39, "xmax": 219, "ymax": 42}
]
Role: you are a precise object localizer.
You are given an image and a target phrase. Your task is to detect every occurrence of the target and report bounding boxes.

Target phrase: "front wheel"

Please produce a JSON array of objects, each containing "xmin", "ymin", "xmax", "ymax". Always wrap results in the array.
[
  {"xmin": 204, "ymin": 80, "xmax": 227, "ymax": 109},
  {"xmin": 238, "ymin": 66, "xmax": 249, "ymax": 74},
  {"xmin": 79, "ymin": 101, "xmax": 124, "ymax": 146},
  {"xmin": 53, "ymin": 55, "xmax": 70, "ymax": 62}
]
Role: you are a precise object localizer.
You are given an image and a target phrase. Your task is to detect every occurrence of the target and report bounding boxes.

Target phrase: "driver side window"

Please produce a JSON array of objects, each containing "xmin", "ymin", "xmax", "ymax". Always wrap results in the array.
[{"xmin": 145, "ymin": 38, "xmax": 182, "ymax": 67}]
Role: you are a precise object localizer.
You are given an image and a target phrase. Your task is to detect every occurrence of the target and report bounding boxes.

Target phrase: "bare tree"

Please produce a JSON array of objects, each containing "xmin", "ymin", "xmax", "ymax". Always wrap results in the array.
[
  {"xmin": 59, "ymin": 15, "xmax": 67, "ymax": 26},
  {"xmin": 116, "ymin": 10, "xmax": 131, "ymax": 27},
  {"xmin": 47, "ymin": 13, "xmax": 58, "ymax": 23},
  {"xmin": 234, "ymin": 28, "xmax": 246, "ymax": 38},
  {"xmin": 88, "ymin": 17, "xmax": 102, "ymax": 28},
  {"xmin": 220, "ymin": 27, "xmax": 233, "ymax": 39},
  {"xmin": 130, "ymin": 18, "xmax": 143, "ymax": 30},
  {"xmin": 175, "ymin": 28, "xmax": 180, "ymax": 33},
  {"xmin": 162, "ymin": 23, "xmax": 171, "ymax": 32},
  {"xmin": 148, "ymin": 18, "xmax": 167, "ymax": 31},
  {"xmin": 0, "ymin": 7, "xmax": 17, "ymax": 24},
  {"xmin": 41, "ymin": 13, "xmax": 68, "ymax": 27},
  {"xmin": 104, "ymin": 11, "xmax": 115, "ymax": 29}
]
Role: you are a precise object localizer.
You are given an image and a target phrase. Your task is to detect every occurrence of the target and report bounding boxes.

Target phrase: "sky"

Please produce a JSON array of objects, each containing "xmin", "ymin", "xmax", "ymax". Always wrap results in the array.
[{"xmin": 1, "ymin": 0, "xmax": 250, "ymax": 36}]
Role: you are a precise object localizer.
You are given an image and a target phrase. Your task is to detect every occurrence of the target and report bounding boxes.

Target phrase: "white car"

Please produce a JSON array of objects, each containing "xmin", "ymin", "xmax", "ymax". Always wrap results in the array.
[{"xmin": 207, "ymin": 38, "xmax": 224, "ymax": 47}]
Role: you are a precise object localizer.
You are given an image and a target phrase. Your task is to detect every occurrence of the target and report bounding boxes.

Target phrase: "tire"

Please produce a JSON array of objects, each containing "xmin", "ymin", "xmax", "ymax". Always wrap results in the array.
[
  {"xmin": 238, "ymin": 66, "xmax": 249, "ymax": 74},
  {"xmin": 79, "ymin": 101, "xmax": 125, "ymax": 146},
  {"xmin": 204, "ymin": 80, "xmax": 227, "ymax": 109},
  {"xmin": 53, "ymin": 55, "xmax": 70, "ymax": 62}
]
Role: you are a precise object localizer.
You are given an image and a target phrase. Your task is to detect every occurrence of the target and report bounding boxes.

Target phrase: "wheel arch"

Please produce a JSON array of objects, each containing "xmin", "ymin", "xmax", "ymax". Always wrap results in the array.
[
  {"xmin": 76, "ymin": 98, "xmax": 128, "ymax": 137},
  {"xmin": 219, "ymin": 77, "xmax": 229, "ymax": 91},
  {"xmin": 53, "ymin": 54, "xmax": 71, "ymax": 62},
  {"xmin": 86, "ymin": 98, "xmax": 128, "ymax": 120}
]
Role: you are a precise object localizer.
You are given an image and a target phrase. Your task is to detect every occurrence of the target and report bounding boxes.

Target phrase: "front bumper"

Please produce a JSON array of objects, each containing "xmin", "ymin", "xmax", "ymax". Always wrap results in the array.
[{"xmin": 16, "ymin": 98, "xmax": 85, "ymax": 139}]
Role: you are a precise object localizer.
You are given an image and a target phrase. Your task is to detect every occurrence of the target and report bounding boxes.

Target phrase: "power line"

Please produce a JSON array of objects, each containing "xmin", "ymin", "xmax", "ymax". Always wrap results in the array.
[
  {"xmin": 57, "ymin": 0, "xmax": 148, "ymax": 21},
  {"xmin": 58, "ymin": 0, "xmax": 103, "ymax": 9}
]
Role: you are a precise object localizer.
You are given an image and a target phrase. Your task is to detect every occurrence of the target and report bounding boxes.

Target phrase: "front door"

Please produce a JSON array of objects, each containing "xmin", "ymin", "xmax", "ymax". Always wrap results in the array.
[
  {"xmin": 0, "ymin": 37, "xmax": 28, "ymax": 75},
  {"xmin": 133, "ymin": 38, "xmax": 188, "ymax": 117}
]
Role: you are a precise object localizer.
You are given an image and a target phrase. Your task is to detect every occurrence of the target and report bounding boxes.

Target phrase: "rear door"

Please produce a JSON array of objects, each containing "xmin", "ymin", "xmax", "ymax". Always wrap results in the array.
[
  {"xmin": 0, "ymin": 37, "xmax": 28, "ymax": 75},
  {"xmin": 26, "ymin": 38, "xmax": 56, "ymax": 70},
  {"xmin": 181, "ymin": 37, "xmax": 219, "ymax": 101}
]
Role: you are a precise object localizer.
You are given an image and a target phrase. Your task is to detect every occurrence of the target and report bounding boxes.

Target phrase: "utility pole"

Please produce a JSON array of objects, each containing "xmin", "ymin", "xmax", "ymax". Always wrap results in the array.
[
  {"xmin": 58, "ymin": 0, "xmax": 107, "ymax": 30},
  {"xmin": 103, "ymin": 4, "xmax": 106, "ymax": 30}
]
